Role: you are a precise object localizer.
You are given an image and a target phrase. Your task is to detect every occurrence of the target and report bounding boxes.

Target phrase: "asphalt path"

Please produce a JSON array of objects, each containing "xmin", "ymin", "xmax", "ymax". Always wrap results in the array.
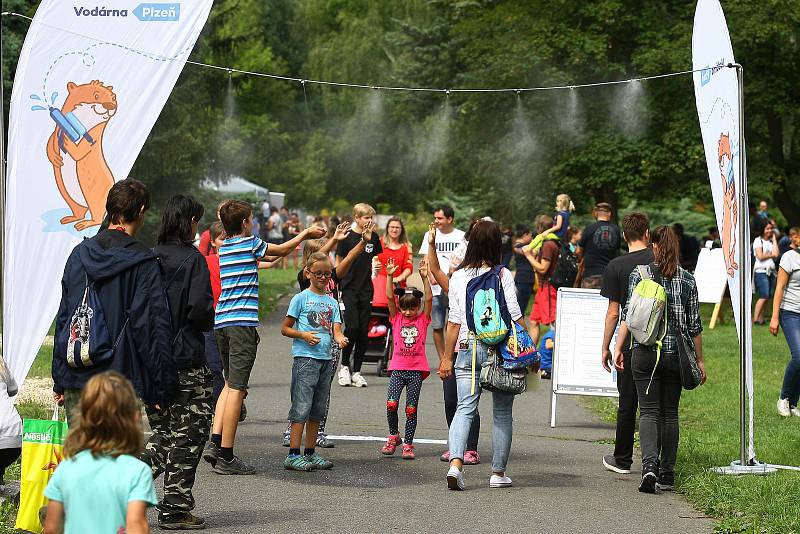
[{"xmin": 150, "ymin": 296, "xmax": 713, "ymax": 533}]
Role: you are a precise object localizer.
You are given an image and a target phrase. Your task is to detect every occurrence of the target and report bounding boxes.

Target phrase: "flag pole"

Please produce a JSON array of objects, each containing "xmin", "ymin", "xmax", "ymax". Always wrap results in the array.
[{"xmin": 713, "ymin": 63, "xmax": 774, "ymax": 475}]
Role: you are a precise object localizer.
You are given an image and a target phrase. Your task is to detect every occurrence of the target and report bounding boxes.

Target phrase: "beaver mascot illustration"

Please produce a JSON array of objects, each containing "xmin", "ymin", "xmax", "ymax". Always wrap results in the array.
[{"xmin": 45, "ymin": 80, "xmax": 117, "ymax": 231}]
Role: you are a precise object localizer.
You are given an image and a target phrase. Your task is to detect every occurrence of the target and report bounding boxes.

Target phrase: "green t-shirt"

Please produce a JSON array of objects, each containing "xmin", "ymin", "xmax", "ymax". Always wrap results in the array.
[{"xmin": 44, "ymin": 450, "xmax": 157, "ymax": 534}]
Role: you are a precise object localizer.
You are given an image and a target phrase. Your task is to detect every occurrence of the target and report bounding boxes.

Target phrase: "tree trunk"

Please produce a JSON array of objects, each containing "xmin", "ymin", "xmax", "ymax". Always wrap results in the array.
[{"xmin": 765, "ymin": 112, "xmax": 800, "ymax": 224}]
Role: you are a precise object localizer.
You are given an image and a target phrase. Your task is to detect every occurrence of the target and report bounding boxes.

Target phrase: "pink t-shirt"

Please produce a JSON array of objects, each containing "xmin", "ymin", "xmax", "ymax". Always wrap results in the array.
[{"xmin": 388, "ymin": 313, "xmax": 432, "ymax": 379}]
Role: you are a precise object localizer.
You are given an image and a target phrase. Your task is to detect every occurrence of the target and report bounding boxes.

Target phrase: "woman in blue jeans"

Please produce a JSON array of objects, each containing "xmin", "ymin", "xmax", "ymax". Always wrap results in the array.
[
  {"xmin": 613, "ymin": 226, "xmax": 707, "ymax": 493},
  {"xmin": 440, "ymin": 220, "xmax": 525, "ymax": 490},
  {"xmin": 770, "ymin": 228, "xmax": 800, "ymax": 417}
]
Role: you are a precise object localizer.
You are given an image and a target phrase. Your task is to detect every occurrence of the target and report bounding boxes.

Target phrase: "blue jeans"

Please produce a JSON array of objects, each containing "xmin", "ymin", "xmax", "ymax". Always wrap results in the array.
[
  {"xmin": 431, "ymin": 294, "xmax": 449, "ymax": 330},
  {"xmin": 448, "ymin": 342, "xmax": 515, "ymax": 473},
  {"xmin": 289, "ymin": 358, "xmax": 334, "ymax": 423},
  {"xmin": 780, "ymin": 309, "xmax": 800, "ymax": 406}
]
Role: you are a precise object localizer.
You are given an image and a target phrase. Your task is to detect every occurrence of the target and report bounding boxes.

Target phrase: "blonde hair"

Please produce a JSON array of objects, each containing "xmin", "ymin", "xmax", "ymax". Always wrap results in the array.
[
  {"xmin": 555, "ymin": 193, "xmax": 575, "ymax": 212},
  {"xmin": 353, "ymin": 203, "xmax": 376, "ymax": 218},
  {"xmin": 302, "ymin": 238, "xmax": 327, "ymax": 267},
  {"xmin": 305, "ymin": 251, "xmax": 331, "ymax": 271},
  {"xmin": 64, "ymin": 371, "xmax": 142, "ymax": 459}
]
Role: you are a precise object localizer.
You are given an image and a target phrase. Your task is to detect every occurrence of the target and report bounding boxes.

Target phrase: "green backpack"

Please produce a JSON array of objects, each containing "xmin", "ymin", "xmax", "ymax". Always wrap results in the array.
[{"xmin": 626, "ymin": 264, "xmax": 667, "ymax": 392}]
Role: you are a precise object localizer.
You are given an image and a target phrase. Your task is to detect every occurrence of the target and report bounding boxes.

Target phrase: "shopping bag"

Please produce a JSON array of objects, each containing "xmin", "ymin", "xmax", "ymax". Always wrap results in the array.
[{"xmin": 15, "ymin": 406, "xmax": 67, "ymax": 533}]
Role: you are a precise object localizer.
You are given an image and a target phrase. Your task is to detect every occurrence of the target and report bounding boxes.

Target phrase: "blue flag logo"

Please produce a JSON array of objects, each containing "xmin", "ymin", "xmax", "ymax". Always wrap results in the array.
[{"xmin": 133, "ymin": 3, "xmax": 180, "ymax": 21}]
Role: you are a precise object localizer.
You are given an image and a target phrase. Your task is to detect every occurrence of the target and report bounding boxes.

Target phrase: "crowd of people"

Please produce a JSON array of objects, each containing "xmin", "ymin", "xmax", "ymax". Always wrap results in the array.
[{"xmin": 0, "ymin": 180, "xmax": 796, "ymax": 533}]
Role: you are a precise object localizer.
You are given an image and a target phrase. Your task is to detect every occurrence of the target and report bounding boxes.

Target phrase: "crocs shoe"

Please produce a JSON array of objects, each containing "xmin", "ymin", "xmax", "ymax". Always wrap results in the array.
[
  {"xmin": 440, "ymin": 450, "xmax": 450, "ymax": 462},
  {"xmin": 381, "ymin": 434, "xmax": 402, "ymax": 455},
  {"xmin": 463, "ymin": 450, "xmax": 481, "ymax": 465},
  {"xmin": 401, "ymin": 444, "xmax": 415, "ymax": 460}
]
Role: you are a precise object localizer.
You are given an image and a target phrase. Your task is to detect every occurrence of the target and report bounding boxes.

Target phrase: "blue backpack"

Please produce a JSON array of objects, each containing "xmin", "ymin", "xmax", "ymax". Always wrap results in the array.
[
  {"xmin": 60, "ymin": 275, "xmax": 128, "ymax": 369},
  {"xmin": 466, "ymin": 266, "xmax": 512, "ymax": 345}
]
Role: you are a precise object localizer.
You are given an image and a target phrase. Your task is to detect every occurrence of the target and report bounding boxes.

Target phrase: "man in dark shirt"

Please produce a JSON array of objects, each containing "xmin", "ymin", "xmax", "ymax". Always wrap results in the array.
[
  {"xmin": 335, "ymin": 203, "xmax": 382, "ymax": 388},
  {"xmin": 673, "ymin": 223, "xmax": 700, "ymax": 272},
  {"xmin": 577, "ymin": 202, "xmax": 621, "ymax": 289},
  {"xmin": 599, "ymin": 211, "xmax": 654, "ymax": 475}
]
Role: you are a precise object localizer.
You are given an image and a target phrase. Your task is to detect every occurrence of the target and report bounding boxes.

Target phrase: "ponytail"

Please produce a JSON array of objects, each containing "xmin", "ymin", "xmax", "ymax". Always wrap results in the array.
[{"xmin": 651, "ymin": 226, "xmax": 679, "ymax": 278}]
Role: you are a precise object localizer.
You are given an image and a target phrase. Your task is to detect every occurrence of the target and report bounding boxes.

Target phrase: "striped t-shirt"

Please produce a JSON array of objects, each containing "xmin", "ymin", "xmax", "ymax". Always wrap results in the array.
[{"xmin": 215, "ymin": 235, "xmax": 269, "ymax": 329}]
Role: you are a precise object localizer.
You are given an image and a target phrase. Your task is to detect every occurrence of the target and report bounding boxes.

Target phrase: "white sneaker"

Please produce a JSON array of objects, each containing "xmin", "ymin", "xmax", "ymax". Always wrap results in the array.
[
  {"xmin": 489, "ymin": 474, "xmax": 513, "ymax": 488},
  {"xmin": 791, "ymin": 406, "xmax": 800, "ymax": 418},
  {"xmin": 338, "ymin": 366, "xmax": 351, "ymax": 387},
  {"xmin": 777, "ymin": 398, "xmax": 791, "ymax": 417},
  {"xmin": 447, "ymin": 466, "xmax": 465, "ymax": 491},
  {"xmin": 350, "ymin": 372, "xmax": 368, "ymax": 388}
]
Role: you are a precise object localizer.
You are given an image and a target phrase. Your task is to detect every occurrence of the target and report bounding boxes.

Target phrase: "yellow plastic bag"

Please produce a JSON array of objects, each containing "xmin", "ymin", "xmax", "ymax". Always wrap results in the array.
[{"xmin": 15, "ymin": 406, "xmax": 67, "ymax": 533}]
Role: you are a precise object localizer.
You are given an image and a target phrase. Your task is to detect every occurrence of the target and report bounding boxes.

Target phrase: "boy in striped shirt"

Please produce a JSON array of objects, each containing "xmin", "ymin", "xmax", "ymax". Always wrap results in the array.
[{"xmin": 206, "ymin": 200, "xmax": 325, "ymax": 475}]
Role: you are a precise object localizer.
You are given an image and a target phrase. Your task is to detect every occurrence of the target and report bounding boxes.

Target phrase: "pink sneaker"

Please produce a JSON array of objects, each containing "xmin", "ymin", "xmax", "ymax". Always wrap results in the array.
[
  {"xmin": 401, "ymin": 444, "xmax": 415, "ymax": 460},
  {"xmin": 381, "ymin": 435, "xmax": 401, "ymax": 455},
  {"xmin": 464, "ymin": 450, "xmax": 481, "ymax": 465},
  {"xmin": 440, "ymin": 450, "xmax": 450, "ymax": 462}
]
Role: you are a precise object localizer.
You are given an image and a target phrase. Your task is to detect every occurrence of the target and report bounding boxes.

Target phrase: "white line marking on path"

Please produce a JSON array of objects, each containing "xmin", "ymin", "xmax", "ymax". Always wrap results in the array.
[{"xmin": 327, "ymin": 434, "xmax": 448, "ymax": 445}]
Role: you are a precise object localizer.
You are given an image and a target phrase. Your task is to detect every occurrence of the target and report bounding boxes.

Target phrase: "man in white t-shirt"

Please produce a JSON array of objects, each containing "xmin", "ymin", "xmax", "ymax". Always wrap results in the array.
[{"xmin": 419, "ymin": 206, "xmax": 465, "ymax": 362}]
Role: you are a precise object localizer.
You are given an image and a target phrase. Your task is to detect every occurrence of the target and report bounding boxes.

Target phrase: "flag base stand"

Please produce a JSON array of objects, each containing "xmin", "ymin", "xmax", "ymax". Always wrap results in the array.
[{"xmin": 711, "ymin": 459, "xmax": 777, "ymax": 476}]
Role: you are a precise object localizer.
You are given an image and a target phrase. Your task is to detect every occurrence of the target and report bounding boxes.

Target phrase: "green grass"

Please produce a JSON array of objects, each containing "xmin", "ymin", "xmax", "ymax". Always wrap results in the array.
[
  {"xmin": 258, "ymin": 266, "xmax": 299, "ymax": 318},
  {"xmin": 585, "ymin": 302, "xmax": 800, "ymax": 533}
]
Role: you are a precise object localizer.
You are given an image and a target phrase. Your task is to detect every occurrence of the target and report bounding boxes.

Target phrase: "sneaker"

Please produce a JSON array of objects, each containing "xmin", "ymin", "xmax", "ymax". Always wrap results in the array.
[
  {"xmin": 239, "ymin": 401, "xmax": 247, "ymax": 422},
  {"xmin": 791, "ymin": 406, "xmax": 800, "ymax": 418},
  {"xmin": 638, "ymin": 471, "xmax": 657, "ymax": 494},
  {"xmin": 489, "ymin": 474, "xmax": 513, "ymax": 488},
  {"xmin": 316, "ymin": 434, "xmax": 335, "ymax": 448},
  {"xmin": 284, "ymin": 454, "xmax": 314, "ymax": 471},
  {"xmin": 202, "ymin": 441, "xmax": 219, "ymax": 467},
  {"xmin": 778, "ymin": 398, "xmax": 791, "ymax": 417},
  {"xmin": 656, "ymin": 473, "xmax": 675, "ymax": 491},
  {"xmin": 282, "ymin": 432, "xmax": 291, "ymax": 447},
  {"xmin": 440, "ymin": 450, "xmax": 450, "ymax": 462},
  {"xmin": 159, "ymin": 512, "xmax": 206, "ymax": 530},
  {"xmin": 350, "ymin": 372, "xmax": 368, "ymax": 388},
  {"xmin": 213, "ymin": 455, "xmax": 256, "ymax": 475},
  {"xmin": 602, "ymin": 454, "xmax": 631, "ymax": 474},
  {"xmin": 401, "ymin": 444, "xmax": 415, "ymax": 460},
  {"xmin": 447, "ymin": 465, "xmax": 465, "ymax": 491},
  {"xmin": 540, "ymin": 371, "xmax": 551, "ymax": 380},
  {"xmin": 381, "ymin": 435, "xmax": 402, "ymax": 455},
  {"xmin": 338, "ymin": 366, "xmax": 352, "ymax": 386},
  {"xmin": 464, "ymin": 450, "xmax": 481, "ymax": 465},
  {"xmin": 305, "ymin": 453, "xmax": 334, "ymax": 470}
]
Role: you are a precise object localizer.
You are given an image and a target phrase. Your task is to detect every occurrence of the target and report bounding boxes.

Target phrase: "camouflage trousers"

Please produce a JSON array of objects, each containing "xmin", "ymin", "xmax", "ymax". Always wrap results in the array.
[{"xmin": 145, "ymin": 366, "xmax": 212, "ymax": 520}]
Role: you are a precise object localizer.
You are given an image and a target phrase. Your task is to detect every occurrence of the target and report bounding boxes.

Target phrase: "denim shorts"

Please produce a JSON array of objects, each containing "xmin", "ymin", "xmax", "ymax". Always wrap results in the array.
[
  {"xmin": 431, "ymin": 294, "xmax": 449, "ymax": 330},
  {"xmin": 288, "ymin": 357, "xmax": 334, "ymax": 423},
  {"xmin": 754, "ymin": 271, "xmax": 776, "ymax": 299}
]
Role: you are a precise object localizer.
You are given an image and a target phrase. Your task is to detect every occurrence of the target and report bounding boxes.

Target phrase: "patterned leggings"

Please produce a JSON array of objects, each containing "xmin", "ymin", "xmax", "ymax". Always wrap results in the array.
[{"xmin": 387, "ymin": 370, "xmax": 424, "ymax": 445}]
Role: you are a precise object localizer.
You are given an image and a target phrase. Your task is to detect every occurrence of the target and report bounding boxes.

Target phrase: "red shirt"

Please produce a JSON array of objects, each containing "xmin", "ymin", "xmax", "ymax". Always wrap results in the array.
[
  {"xmin": 198, "ymin": 229, "xmax": 213, "ymax": 257},
  {"xmin": 205, "ymin": 253, "xmax": 221, "ymax": 309}
]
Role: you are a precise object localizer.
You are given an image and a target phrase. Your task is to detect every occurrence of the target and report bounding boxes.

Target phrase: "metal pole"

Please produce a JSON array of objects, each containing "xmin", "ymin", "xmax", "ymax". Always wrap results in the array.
[{"xmin": 734, "ymin": 63, "xmax": 748, "ymax": 467}]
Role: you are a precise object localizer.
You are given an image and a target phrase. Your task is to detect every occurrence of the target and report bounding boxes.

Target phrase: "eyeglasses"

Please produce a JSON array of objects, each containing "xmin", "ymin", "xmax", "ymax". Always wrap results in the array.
[{"xmin": 310, "ymin": 271, "xmax": 332, "ymax": 279}]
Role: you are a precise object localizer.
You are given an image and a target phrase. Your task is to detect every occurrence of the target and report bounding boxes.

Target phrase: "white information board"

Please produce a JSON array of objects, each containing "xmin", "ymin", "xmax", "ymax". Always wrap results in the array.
[
  {"xmin": 551, "ymin": 288, "xmax": 618, "ymax": 427},
  {"xmin": 694, "ymin": 247, "xmax": 728, "ymax": 304}
]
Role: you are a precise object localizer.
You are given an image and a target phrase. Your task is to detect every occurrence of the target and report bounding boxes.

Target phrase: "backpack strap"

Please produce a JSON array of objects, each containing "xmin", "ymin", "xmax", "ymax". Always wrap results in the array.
[{"xmin": 644, "ymin": 262, "xmax": 667, "ymax": 395}]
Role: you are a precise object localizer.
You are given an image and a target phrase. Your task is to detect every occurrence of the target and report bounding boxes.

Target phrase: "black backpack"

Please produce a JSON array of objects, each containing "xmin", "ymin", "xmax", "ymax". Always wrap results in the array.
[{"xmin": 548, "ymin": 241, "xmax": 579, "ymax": 289}]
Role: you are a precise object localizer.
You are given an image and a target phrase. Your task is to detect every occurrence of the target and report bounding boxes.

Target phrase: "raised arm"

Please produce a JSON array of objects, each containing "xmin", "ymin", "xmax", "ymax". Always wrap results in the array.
[
  {"xmin": 385, "ymin": 258, "xmax": 398, "ymax": 318},
  {"xmin": 269, "ymin": 226, "xmax": 326, "ymax": 257},
  {"xmin": 322, "ymin": 222, "xmax": 352, "ymax": 256},
  {"xmin": 418, "ymin": 258, "xmax": 433, "ymax": 319},
  {"xmin": 426, "ymin": 223, "xmax": 450, "ymax": 292}
]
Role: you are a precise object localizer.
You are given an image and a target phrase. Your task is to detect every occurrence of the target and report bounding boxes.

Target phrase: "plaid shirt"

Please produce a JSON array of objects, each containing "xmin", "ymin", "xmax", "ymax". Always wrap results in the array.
[{"xmin": 621, "ymin": 264, "xmax": 703, "ymax": 354}]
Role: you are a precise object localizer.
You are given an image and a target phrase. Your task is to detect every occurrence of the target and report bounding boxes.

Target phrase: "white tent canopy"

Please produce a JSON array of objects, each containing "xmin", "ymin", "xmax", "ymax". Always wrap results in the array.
[{"xmin": 202, "ymin": 176, "xmax": 270, "ymax": 199}]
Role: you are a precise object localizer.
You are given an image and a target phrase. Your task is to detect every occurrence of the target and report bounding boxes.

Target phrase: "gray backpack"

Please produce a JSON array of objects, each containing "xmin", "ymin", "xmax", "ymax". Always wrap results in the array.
[
  {"xmin": 626, "ymin": 264, "xmax": 667, "ymax": 347},
  {"xmin": 626, "ymin": 264, "xmax": 668, "ymax": 393}
]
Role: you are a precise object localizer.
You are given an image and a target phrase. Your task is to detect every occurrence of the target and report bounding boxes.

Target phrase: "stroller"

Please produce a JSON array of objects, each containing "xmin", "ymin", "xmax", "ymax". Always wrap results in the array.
[{"xmin": 363, "ymin": 305, "xmax": 392, "ymax": 376}]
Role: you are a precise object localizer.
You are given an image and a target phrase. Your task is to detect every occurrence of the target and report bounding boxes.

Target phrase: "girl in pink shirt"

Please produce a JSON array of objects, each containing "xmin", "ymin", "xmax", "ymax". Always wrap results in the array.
[{"xmin": 380, "ymin": 258, "xmax": 432, "ymax": 459}]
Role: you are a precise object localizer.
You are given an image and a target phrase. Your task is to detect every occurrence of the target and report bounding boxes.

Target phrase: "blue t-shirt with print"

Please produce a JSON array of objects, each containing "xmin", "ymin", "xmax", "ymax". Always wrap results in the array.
[
  {"xmin": 44, "ymin": 450, "xmax": 157, "ymax": 534},
  {"xmin": 287, "ymin": 289, "xmax": 341, "ymax": 360}
]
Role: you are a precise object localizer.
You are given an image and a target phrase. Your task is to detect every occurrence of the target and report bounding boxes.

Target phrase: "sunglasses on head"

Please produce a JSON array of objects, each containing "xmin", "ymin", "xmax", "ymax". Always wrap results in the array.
[{"xmin": 394, "ymin": 287, "xmax": 423, "ymax": 299}]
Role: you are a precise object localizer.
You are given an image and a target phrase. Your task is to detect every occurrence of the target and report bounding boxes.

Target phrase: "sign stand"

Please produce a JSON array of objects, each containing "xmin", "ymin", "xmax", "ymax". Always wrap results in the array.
[
  {"xmin": 550, "ymin": 288, "xmax": 619, "ymax": 428},
  {"xmin": 694, "ymin": 247, "xmax": 729, "ymax": 329}
]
